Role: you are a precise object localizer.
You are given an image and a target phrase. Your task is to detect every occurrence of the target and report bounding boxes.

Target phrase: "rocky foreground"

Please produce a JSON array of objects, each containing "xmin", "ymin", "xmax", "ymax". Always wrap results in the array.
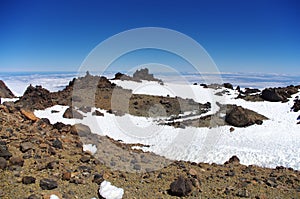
[
  {"xmin": 0, "ymin": 70, "xmax": 300, "ymax": 198},
  {"xmin": 0, "ymin": 102, "xmax": 300, "ymax": 199}
]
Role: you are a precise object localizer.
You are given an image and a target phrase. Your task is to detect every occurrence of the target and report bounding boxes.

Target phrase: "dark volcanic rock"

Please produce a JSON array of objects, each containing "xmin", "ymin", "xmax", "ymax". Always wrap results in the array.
[
  {"xmin": 244, "ymin": 88, "xmax": 260, "ymax": 94},
  {"xmin": 112, "ymin": 72, "xmax": 134, "ymax": 81},
  {"xmin": 0, "ymin": 80, "xmax": 15, "ymax": 98},
  {"xmin": 0, "ymin": 157, "xmax": 7, "ymax": 169},
  {"xmin": 0, "ymin": 144, "xmax": 12, "ymax": 160},
  {"xmin": 16, "ymin": 85, "xmax": 53, "ymax": 110},
  {"xmin": 225, "ymin": 105, "xmax": 267, "ymax": 127},
  {"xmin": 261, "ymin": 88, "xmax": 284, "ymax": 102},
  {"xmin": 92, "ymin": 110, "xmax": 104, "ymax": 116},
  {"xmin": 225, "ymin": 155, "xmax": 240, "ymax": 164},
  {"xmin": 63, "ymin": 107, "xmax": 83, "ymax": 119},
  {"xmin": 92, "ymin": 173, "xmax": 104, "ymax": 185},
  {"xmin": 53, "ymin": 122, "xmax": 67, "ymax": 131},
  {"xmin": 292, "ymin": 99, "xmax": 300, "ymax": 112},
  {"xmin": 261, "ymin": 86, "xmax": 299, "ymax": 102},
  {"xmin": 39, "ymin": 178, "xmax": 58, "ymax": 190},
  {"xmin": 169, "ymin": 175, "xmax": 193, "ymax": 197},
  {"xmin": 52, "ymin": 139, "xmax": 63, "ymax": 149},
  {"xmin": 200, "ymin": 83, "xmax": 208, "ymax": 88},
  {"xmin": 223, "ymin": 83, "xmax": 233, "ymax": 90},
  {"xmin": 27, "ymin": 194, "xmax": 41, "ymax": 199},
  {"xmin": 22, "ymin": 176, "xmax": 36, "ymax": 184}
]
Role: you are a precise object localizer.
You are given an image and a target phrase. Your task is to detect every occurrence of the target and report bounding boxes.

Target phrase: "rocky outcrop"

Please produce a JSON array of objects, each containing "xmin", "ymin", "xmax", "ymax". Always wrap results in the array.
[
  {"xmin": 15, "ymin": 85, "xmax": 54, "ymax": 110},
  {"xmin": 225, "ymin": 105, "xmax": 268, "ymax": 127},
  {"xmin": 133, "ymin": 68, "xmax": 162, "ymax": 83},
  {"xmin": 0, "ymin": 80, "xmax": 15, "ymax": 98},
  {"xmin": 261, "ymin": 86, "xmax": 299, "ymax": 102},
  {"xmin": 112, "ymin": 72, "xmax": 135, "ymax": 81}
]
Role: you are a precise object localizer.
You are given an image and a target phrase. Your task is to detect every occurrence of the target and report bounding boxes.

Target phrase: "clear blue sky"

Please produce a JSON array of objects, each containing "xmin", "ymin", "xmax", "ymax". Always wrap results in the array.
[{"xmin": 0, "ymin": 0, "xmax": 299, "ymax": 74}]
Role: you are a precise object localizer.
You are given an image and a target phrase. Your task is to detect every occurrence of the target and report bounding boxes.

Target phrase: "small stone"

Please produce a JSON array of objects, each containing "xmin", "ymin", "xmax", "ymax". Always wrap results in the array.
[
  {"xmin": 265, "ymin": 178, "xmax": 277, "ymax": 187},
  {"xmin": 133, "ymin": 164, "xmax": 141, "ymax": 170},
  {"xmin": 40, "ymin": 178, "xmax": 58, "ymax": 190},
  {"xmin": 46, "ymin": 161, "xmax": 59, "ymax": 170},
  {"xmin": 0, "ymin": 157, "xmax": 7, "ymax": 169},
  {"xmin": 226, "ymin": 170, "xmax": 235, "ymax": 177},
  {"xmin": 20, "ymin": 142, "xmax": 34, "ymax": 153},
  {"xmin": 62, "ymin": 172, "xmax": 71, "ymax": 181},
  {"xmin": 229, "ymin": 127, "xmax": 235, "ymax": 132},
  {"xmin": 92, "ymin": 110, "xmax": 104, "ymax": 116},
  {"xmin": 9, "ymin": 156, "xmax": 24, "ymax": 166},
  {"xmin": 28, "ymin": 194, "xmax": 41, "ymax": 199},
  {"xmin": 92, "ymin": 173, "xmax": 104, "ymax": 185},
  {"xmin": 0, "ymin": 145, "xmax": 12, "ymax": 160},
  {"xmin": 63, "ymin": 107, "xmax": 83, "ymax": 119},
  {"xmin": 22, "ymin": 176, "xmax": 36, "ymax": 184},
  {"xmin": 236, "ymin": 188, "xmax": 250, "ymax": 198},
  {"xmin": 188, "ymin": 168, "xmax": 198, "ymax": 176},
  {"xmin": 52, "ymin": 139, "xmax": 62, "ymax": 149},
  {"xmin": 48, "ymin": 147, "xmax": 56, "ymax": 155},
  {"xmin": 80, "ymin": 155, "xmax": 91, "ymax": 163}
]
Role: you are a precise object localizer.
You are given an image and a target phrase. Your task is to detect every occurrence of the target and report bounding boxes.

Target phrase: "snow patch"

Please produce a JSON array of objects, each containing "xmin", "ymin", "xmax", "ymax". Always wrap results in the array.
[
  {"xmin": 83, "ymin": 144, "xmax": 97, "ymax": 155},
  {"xmin": 99, "ymin": 180, "xmax": 124, "ymax": 199},
  {"xmin": 34, "ymin": 81, "xmax": 300, "ymax": 170},
  {"xmin": 1, "ymin": 98, "xmax": 19, "ymax": 104}
]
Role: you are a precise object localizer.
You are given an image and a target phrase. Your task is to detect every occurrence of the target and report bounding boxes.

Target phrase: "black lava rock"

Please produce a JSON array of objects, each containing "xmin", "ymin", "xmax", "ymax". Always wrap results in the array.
[{"xmin": 39, "ymin": 178, "xmax": 58, "ymax": 190}]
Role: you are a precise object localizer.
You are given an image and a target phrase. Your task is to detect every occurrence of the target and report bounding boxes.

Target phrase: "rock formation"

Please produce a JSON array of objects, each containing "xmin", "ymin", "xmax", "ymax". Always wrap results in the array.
[{"xmin": 0, "ymin": 80, "xmax": 15, "ymax": 98}]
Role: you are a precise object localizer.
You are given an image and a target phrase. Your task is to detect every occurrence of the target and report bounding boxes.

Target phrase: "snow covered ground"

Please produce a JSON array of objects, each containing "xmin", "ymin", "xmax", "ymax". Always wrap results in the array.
[{"xmin": 34, "ymin": 80, "xmax": 300, "ymax": 170}]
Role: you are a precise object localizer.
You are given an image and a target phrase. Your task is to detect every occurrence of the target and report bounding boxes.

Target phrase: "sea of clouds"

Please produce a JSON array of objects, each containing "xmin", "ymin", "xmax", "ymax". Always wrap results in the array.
[{"xmin": 1, "ymin": 71, "xmax": 300, "ymax": 97}]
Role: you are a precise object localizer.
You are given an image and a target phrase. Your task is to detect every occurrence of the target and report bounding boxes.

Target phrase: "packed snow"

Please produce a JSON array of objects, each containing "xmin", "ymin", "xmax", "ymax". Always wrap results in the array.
[
  {"xmin": 34, "ymin": 80, "xmax": 300, "ymax": 170},
  {"xmin": 99, "ymin": 181, "xmax": 124, "ymax": 199},
  {"xmin": 1, "ymin": 98, "xmax": 19, "ymax": 104},
  {"xmin": 83, "ymin": 144, "xmax": 97, "ymax": 155}
]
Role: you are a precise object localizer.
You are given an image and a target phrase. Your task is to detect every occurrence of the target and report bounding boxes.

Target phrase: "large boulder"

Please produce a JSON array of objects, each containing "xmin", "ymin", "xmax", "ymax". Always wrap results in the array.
[
  {"xmin": 261, "ymin": 88, "xmax": 285, "ymax": 102},
  {"xmin": 169, "ymin": 176, "xmax": 193, "ymax": 197},
  {"xmin": 63, "ymin": 107, "xmax": 83, "ymax": 119},
  {"xmin": 0, "ymin": 80, "xmax": 15, "ymax": 98},
  {"xmin": 225, "ymin": 105, "xmax": 268, "ymax": 127},
  {"xmin": 70, "ymin": 123, "xmax": 91, "ymax": 136}
]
